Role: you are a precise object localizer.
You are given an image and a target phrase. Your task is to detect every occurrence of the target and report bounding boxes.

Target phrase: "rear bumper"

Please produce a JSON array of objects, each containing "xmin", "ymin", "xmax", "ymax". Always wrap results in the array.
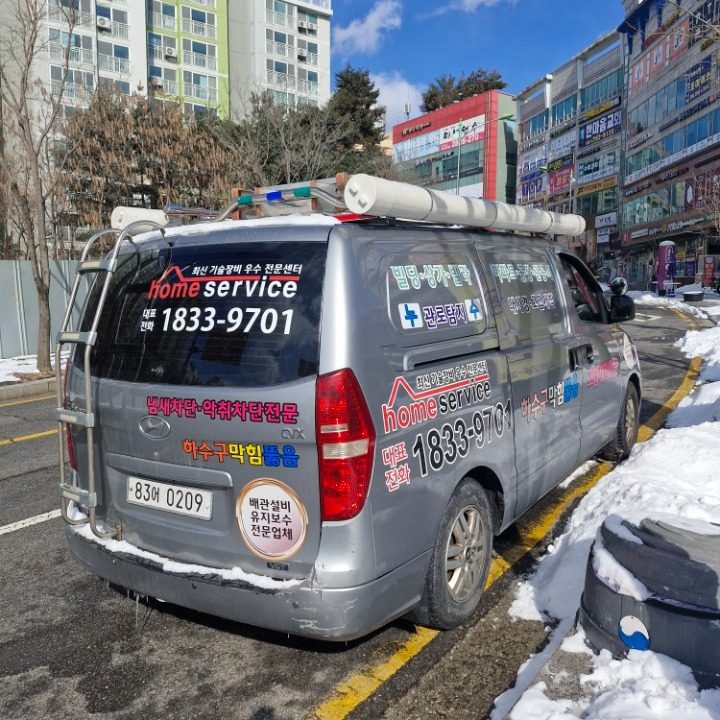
[{"xmin": 66, "ymin": 524, "xmax": 429, "ymax": 642}]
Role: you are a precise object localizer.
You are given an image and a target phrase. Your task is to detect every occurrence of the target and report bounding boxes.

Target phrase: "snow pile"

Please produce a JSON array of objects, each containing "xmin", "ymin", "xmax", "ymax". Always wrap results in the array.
[
  {"xmin": 630, "ymin": 291, "xmax": 718, "ymax": 320},
  {"xmin": 504, "ymin": 321, "xmax": 720, "ymax": 718}
]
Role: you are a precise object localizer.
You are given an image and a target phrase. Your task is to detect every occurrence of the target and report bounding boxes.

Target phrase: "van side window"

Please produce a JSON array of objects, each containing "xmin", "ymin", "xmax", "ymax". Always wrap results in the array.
[
  {"xmin": 386, "ymin": 249, "xmax": 488, "ymax": 338},
  {"xmin": 558, "ymin": 254, "xmax": 603, "ymax": 323},
  {"xmin": 483, "ymin": 247, "xmax": 566, "ymax": 341}
]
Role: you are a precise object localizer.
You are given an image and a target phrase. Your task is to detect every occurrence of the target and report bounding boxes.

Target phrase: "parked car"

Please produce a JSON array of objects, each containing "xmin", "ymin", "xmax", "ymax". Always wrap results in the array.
[{"xmin": 57, "ymin": 175, "xmax": 641, "ymax": 641}]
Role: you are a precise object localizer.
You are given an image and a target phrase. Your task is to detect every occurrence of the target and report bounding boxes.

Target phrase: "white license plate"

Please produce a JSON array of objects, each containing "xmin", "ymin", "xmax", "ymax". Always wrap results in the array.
[{"xmin": 127, "ymin": 477, "xmax": 213, "ymax": 520}]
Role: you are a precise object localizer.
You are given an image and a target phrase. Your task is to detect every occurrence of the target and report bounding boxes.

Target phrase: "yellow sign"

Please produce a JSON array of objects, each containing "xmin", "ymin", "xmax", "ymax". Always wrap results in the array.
[{"xmin": 576, "ymin": 176, "xmax": 617, "ymax": 197}]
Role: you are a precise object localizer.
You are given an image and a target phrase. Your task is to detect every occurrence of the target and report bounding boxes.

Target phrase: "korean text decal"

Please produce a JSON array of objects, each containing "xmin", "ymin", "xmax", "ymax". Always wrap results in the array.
[
  {"xmin": 139, "ymin": 263, "xmax": 302, "ymax": 334},
  {"xmin": 382, "ymin": 441, "xmax": 411, "ymax": 492},
  {"xmin": 390, "ymin": 263, "xmax": 473, "ymax": 290},
  {"xmin": 398, "ymin": 299, "xmax": 483, "ymax": 330},
  {"xmin": 182, "ymin": 439, "xmax": 299, "ymax": 468},
  {"xmin": 236, "ymin": 479, "xmax": 308, "ymax": 561},
  {"xmin": 521, "ymin": 374, "xmax": 579, "ymax": 422},
  {"xmin": 587, "ymin": 357, "xmax": 620, "ymax": 388},
  {"xmin": 382, "ymin": 361, "xmax": 491, "ymax": 435},
  {"xmin": 412, "ymin": 400, "xmax": 512, "ymax": 478},
  {"xmin": 147, "ymin": 396, "xmax": 298, "ymax": 424},
  {"xmin": 490, "ymin": 262, "xmax": 553, "ymax": 284}
]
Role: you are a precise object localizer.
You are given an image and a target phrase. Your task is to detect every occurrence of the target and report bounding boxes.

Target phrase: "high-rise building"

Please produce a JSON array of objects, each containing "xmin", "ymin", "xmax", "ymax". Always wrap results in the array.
[
  {"xmin": 146, "ymin": 0, "xmax": 229, "ymax": 117},
  {"xmin": 3, "ymin": 0, "xmax": 332, "ymax": 122},
  {"xmin": 228, "ymin": 0, "xmax": 332, "ymax": 120}
]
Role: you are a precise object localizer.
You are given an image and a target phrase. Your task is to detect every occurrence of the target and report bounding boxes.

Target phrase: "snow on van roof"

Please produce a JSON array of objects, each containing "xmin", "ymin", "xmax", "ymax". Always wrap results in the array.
[{"xmin": 132, "ymin": 213, "xmax": 340, "ymax": 244}]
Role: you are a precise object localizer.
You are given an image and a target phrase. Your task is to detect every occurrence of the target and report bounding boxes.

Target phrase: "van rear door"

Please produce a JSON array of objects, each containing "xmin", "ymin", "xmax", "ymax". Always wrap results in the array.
[{"xmin": 69, "ymin": 226, "xmax": 328, "ymax": 577}]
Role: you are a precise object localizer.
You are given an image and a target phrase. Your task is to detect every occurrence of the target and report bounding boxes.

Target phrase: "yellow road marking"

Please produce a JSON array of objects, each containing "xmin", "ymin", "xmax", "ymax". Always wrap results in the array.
[
  {"xmin": 311, "ymin": 312, "xmax": 703, "ymax": 720},
  {"xmin": 0, "ymin": 428, "xmax": 58, "ymax": 447},
  {"xmin": 0, "ymin": 393, "xmax": 55, "ymax": 409}
]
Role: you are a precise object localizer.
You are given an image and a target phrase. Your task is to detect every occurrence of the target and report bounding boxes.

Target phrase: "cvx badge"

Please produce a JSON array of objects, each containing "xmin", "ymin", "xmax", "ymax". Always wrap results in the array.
[{"xmin": 139, "ymin": 415, "xmax": 171, "ymax": 440}]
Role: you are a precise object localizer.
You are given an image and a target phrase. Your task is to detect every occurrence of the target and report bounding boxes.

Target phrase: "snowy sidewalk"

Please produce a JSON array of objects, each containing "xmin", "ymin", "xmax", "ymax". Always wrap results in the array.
[{"xmin": 493, "ymin": 305, "xmax": 720, "ymax": 719}]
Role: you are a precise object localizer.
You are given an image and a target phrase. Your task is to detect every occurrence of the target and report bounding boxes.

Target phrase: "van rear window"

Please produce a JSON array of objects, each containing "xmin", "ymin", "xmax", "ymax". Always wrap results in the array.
[{"xmin": 78, "ymin": 240, "xmax": 327, "ymax": 387}]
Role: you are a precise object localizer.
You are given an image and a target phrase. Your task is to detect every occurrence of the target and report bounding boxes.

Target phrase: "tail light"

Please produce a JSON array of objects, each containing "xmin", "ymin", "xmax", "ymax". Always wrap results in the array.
[
  {"xmin": 316, "ymin": 368, "xmax": 376, "ymax": 521},
  {"xmin": 63, "ymin": 359, "xmax": 76, "ymax": 470}
]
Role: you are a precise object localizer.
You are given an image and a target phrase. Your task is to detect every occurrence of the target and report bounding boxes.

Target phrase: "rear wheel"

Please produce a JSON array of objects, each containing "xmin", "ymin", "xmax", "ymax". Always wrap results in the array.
[
  {"xmin": 600, "ymin": 383, "xmax": 639, "ymax": 461},
  {"xmin": 414, "ymin": 479, "xmax": 493, "ymax": 629}
]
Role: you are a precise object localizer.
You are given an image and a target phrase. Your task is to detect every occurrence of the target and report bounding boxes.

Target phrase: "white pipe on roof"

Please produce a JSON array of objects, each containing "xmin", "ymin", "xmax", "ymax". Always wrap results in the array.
[{"xmin": 343, "ymin": 174, "xmax": 586, "ymax": 237}]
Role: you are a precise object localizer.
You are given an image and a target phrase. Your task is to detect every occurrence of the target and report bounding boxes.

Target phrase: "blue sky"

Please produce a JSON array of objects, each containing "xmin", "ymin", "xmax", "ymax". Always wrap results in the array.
[{"xmin": 330, "ymin": 0, "xmax": 626, "ymax": 128}]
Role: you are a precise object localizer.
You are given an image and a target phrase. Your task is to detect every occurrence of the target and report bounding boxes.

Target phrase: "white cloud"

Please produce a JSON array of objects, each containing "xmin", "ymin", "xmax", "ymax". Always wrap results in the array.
[
  {"xmin": 419, "ymin": 0, "xmax": 509, "ymax": 19},
  {"xmin": 371, "ymin": 72, "xmax": 424, "ymax": 130},
  {"xmin": 333, "ymin": 1, "xmax": 402, "ymax": 56}
]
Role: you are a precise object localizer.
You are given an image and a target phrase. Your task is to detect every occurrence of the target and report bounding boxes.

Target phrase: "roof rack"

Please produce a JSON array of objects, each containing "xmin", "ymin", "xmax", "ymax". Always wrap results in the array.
[{"xmin": 110, "ymin": 173, "xmax": 586, "ymax": 237}]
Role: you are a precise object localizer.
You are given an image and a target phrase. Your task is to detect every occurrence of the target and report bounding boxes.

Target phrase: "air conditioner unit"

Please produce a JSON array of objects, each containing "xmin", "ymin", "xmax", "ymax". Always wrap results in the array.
[
  {"xmin": 298, "ymin": 21, "xmax": 308, "ymax": 28},
  {"xmin": 307, "ymin": 22, "xmax": 318, "ymax": 31},
  {"xmin": 150, "ymin": 77, "xmax": 163, "ymax": 89},
  {"xmin": 165, "ymin": 47, "xmax": 177, "ymax": 58},
  {"xmin": 96, "ymin": 16, "xmax": 111, "ymax": 29},
  {"xmin": 297, "ymin": 50, "xmax": 307, "ymax": 59}
]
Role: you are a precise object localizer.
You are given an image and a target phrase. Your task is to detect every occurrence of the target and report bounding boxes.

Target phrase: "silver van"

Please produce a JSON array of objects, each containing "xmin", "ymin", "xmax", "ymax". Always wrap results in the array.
[{"xmin": 57, "ymin": 175, "xmax": 640, "ymax": 641}]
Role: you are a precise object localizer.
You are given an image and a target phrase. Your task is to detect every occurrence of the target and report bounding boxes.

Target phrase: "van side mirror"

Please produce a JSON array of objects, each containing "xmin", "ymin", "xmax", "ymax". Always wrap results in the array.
[{"xmin": 611, "ymin": 294, "xmax": 635, "ymax": 322}]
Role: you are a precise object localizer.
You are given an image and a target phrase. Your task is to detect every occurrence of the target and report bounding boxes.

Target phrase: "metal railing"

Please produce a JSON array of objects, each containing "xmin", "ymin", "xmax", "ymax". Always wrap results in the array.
[
  {"xmin": 51, "ymin": 80, "xmax": 91, "ymax": 101},
  {"xmin": 49, "ymin": 44, "xmax": 95, "ymax": 67},
  {"xmin": 150, "ymin": 12, "xmax": 176, "ymax": 30},
  {"xmin": 182, "ymin": 18, "xmax": 216, "ymax": 39},
  {"xmin": 266, "ymin": 39, "xmax": 293, "ymax": 57},
  {"xmin": 183, "ymin": 83, "xmax": 217, "ymax": 102},
  {"xmin": 182, "ymin": 50, "xmax": 217, "ymax": 70},
  {"xmin": 266, "ymin": 10, "xmax": 291, "ymax": 26},
  {"xmin": 266, "ymin": 71, "xmax": 296, "ymax": 90},
  {"xmin": 97, "ymin": 54, "xmax": 130, "ymax": 75}
]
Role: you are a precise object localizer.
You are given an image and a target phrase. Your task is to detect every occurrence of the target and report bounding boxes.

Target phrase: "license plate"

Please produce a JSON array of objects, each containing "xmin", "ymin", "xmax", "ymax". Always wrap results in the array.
[{"xmin": 127, "ymin": 477, "xmax": 213, "ymax": 520}]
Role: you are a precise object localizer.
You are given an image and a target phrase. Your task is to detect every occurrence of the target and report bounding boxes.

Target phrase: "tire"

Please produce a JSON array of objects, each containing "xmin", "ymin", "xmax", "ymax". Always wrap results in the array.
[
  {"xmin": 600, "ymin": 383, "xmax": 639, "ymax": 461},
  {"xmin": 414, "ymin": 479, "xmax": 493, "ymax": 629}
]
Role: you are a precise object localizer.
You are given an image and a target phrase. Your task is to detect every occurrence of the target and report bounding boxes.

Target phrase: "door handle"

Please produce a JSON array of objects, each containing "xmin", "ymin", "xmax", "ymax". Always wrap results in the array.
[{"xmin": 569, "ymin": 344, "xmax": 594, "ymax": 371}]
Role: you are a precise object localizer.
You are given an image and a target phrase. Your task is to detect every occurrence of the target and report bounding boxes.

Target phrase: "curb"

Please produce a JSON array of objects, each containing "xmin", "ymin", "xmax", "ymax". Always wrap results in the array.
[{"xmin": 0, "ymin": 378, "xmax": 55, "ymax": 403}]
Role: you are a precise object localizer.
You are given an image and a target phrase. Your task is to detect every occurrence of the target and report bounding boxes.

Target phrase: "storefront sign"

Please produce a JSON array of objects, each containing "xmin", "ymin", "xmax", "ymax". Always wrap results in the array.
[
  {"xmin": 583, "ymin": 95, "xmax": 621, "ymax": 121},
  {"xmin": 401, "ymin": 121, "xmax": 432, "ymax": 137},
  {"xmin": 595, "ymin": 212, "xmax": 617, "ymax": 229},
  {"xmin": 579, "ymin": 110, "xmax": 622, "ymax": 147},
  {"xmin": 546, "ymin": 154, "xmax": 574, "ymax": 172},
  {"xmin": 576, "ymin": 175, "xmax": 617, "ymax": 197},
  {"xmin": 685, "ymin": 56, "xmax": 712, "ymax": 103}
]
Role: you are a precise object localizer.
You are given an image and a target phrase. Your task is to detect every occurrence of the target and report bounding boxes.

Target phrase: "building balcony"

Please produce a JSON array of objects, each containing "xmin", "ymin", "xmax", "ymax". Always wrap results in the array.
[
  {"xmin": 191, "ymin": 0, "xmax": 216, "ymax": 6},
  {"xmin": 183, "ymin": 83, "xmax": 217, "ymax": 102},
  {"xmin": 97, "ymin": 20, "xmax": 129, "ymax": 40},
  {"xmin": 97, "ymin": 54, "xmax": 130, "ymax": 75},
  {"xmin": 47, "ymin": 5, "xmax": 94, "ymax": 26},
  {"xmin": 266, "ymin": 10, "xmax": 291, "ymax": 27},
  {"xmin": 51, "ymin": 80, "xmax": 91, "ymax": 101},
  {"xmin": 48, "ymin": 43, "xmax": 95, "ymax": 68},
  {"xmin": 297, "ymin": 50, "xmax": 318, "ymax": 66},
  {"xmin": 266, "ymin": 39, "xmax": 293, "ymax": 57},
  {"xmin": 297, "ymin": 79, "xmax": 319, "ymax": 95},
  {"xmin": 266, "ymin": 71, "xmax": 296, "ymax": 90},
  {"xmin": 182, "ymin": 18, "xmax": 216, "ymax": 39},
  {"xmin": 150, "ymin": 12, "xmax": 176, "ymax": 30},
  {"xmin": 183, "ymin": 50, "xmax": 217, "ymax": 70}
]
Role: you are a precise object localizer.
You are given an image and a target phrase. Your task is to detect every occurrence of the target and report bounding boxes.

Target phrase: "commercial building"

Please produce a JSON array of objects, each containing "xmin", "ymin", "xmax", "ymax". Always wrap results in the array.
[
  {"xmin": 228, "ymin": 0, "xmax": 332, "ymax": 119},
  {"xmin": 619, "ymin": 0, "xmax": 720, "ymax": 289},
  {"xmin": 514, "ymin": 32, "xmax": 624, "ymax": 267},
  {"xmin": 391, "ymin": 90, "xmax": 518, "ymax": 203}
]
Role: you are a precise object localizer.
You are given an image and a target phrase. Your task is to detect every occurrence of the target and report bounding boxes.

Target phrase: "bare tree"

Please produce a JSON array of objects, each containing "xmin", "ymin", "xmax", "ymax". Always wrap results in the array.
[{"xmin": 0, "ymin": 0, "xmax": 79, "ymax": 373}]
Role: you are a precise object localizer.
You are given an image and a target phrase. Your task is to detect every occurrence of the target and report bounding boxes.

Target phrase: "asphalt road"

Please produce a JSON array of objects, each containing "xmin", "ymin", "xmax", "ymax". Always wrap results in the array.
[{"xmin": 0, "ymin": 305, "xmax": 709, "ymax": 720}]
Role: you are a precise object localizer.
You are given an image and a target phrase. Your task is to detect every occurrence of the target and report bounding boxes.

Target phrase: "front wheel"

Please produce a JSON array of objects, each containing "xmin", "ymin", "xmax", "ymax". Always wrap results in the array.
[
  {"xmin": 414, "ymin": 479, "xmax": 493, "ymax": 629},
  {"xmin": 600, "ymin": 383, "xmax": 639, "ymax": 461}
]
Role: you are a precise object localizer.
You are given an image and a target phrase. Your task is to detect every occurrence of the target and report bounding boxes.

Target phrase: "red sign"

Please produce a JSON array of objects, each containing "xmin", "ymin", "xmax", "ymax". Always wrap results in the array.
[{"xmin": 704, "ymin": 256, "xmax": 716, "ymax": 285}]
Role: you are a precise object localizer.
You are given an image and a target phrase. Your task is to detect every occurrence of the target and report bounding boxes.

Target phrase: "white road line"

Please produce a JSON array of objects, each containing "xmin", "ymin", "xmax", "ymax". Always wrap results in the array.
[{"xmin": 0, "ymin": 509, "xmax": 62, "ymax": 537}]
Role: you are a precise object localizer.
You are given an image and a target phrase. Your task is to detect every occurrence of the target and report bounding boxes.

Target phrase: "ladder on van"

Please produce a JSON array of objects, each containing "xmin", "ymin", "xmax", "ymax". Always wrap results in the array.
[{"xmin": 55, "ymin": 220, "xmax": 166, "ymax": 540}]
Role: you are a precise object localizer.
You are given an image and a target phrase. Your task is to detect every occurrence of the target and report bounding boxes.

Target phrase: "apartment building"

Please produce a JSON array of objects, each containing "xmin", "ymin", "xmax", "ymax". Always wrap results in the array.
[
  {"xmin": 514, "ymin": 32, "xmax": 624, "ymax": 267},
  {"xmin": 227, "ymin": 0, "xmax": 332, "ymax": 120},
  {"xmin": 6, "ymin": 0, "xmax": 331, "ymax": 122},
  {"xmin": 146, "ymin": 0, "xmax": 229, "ymax": 116}
]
